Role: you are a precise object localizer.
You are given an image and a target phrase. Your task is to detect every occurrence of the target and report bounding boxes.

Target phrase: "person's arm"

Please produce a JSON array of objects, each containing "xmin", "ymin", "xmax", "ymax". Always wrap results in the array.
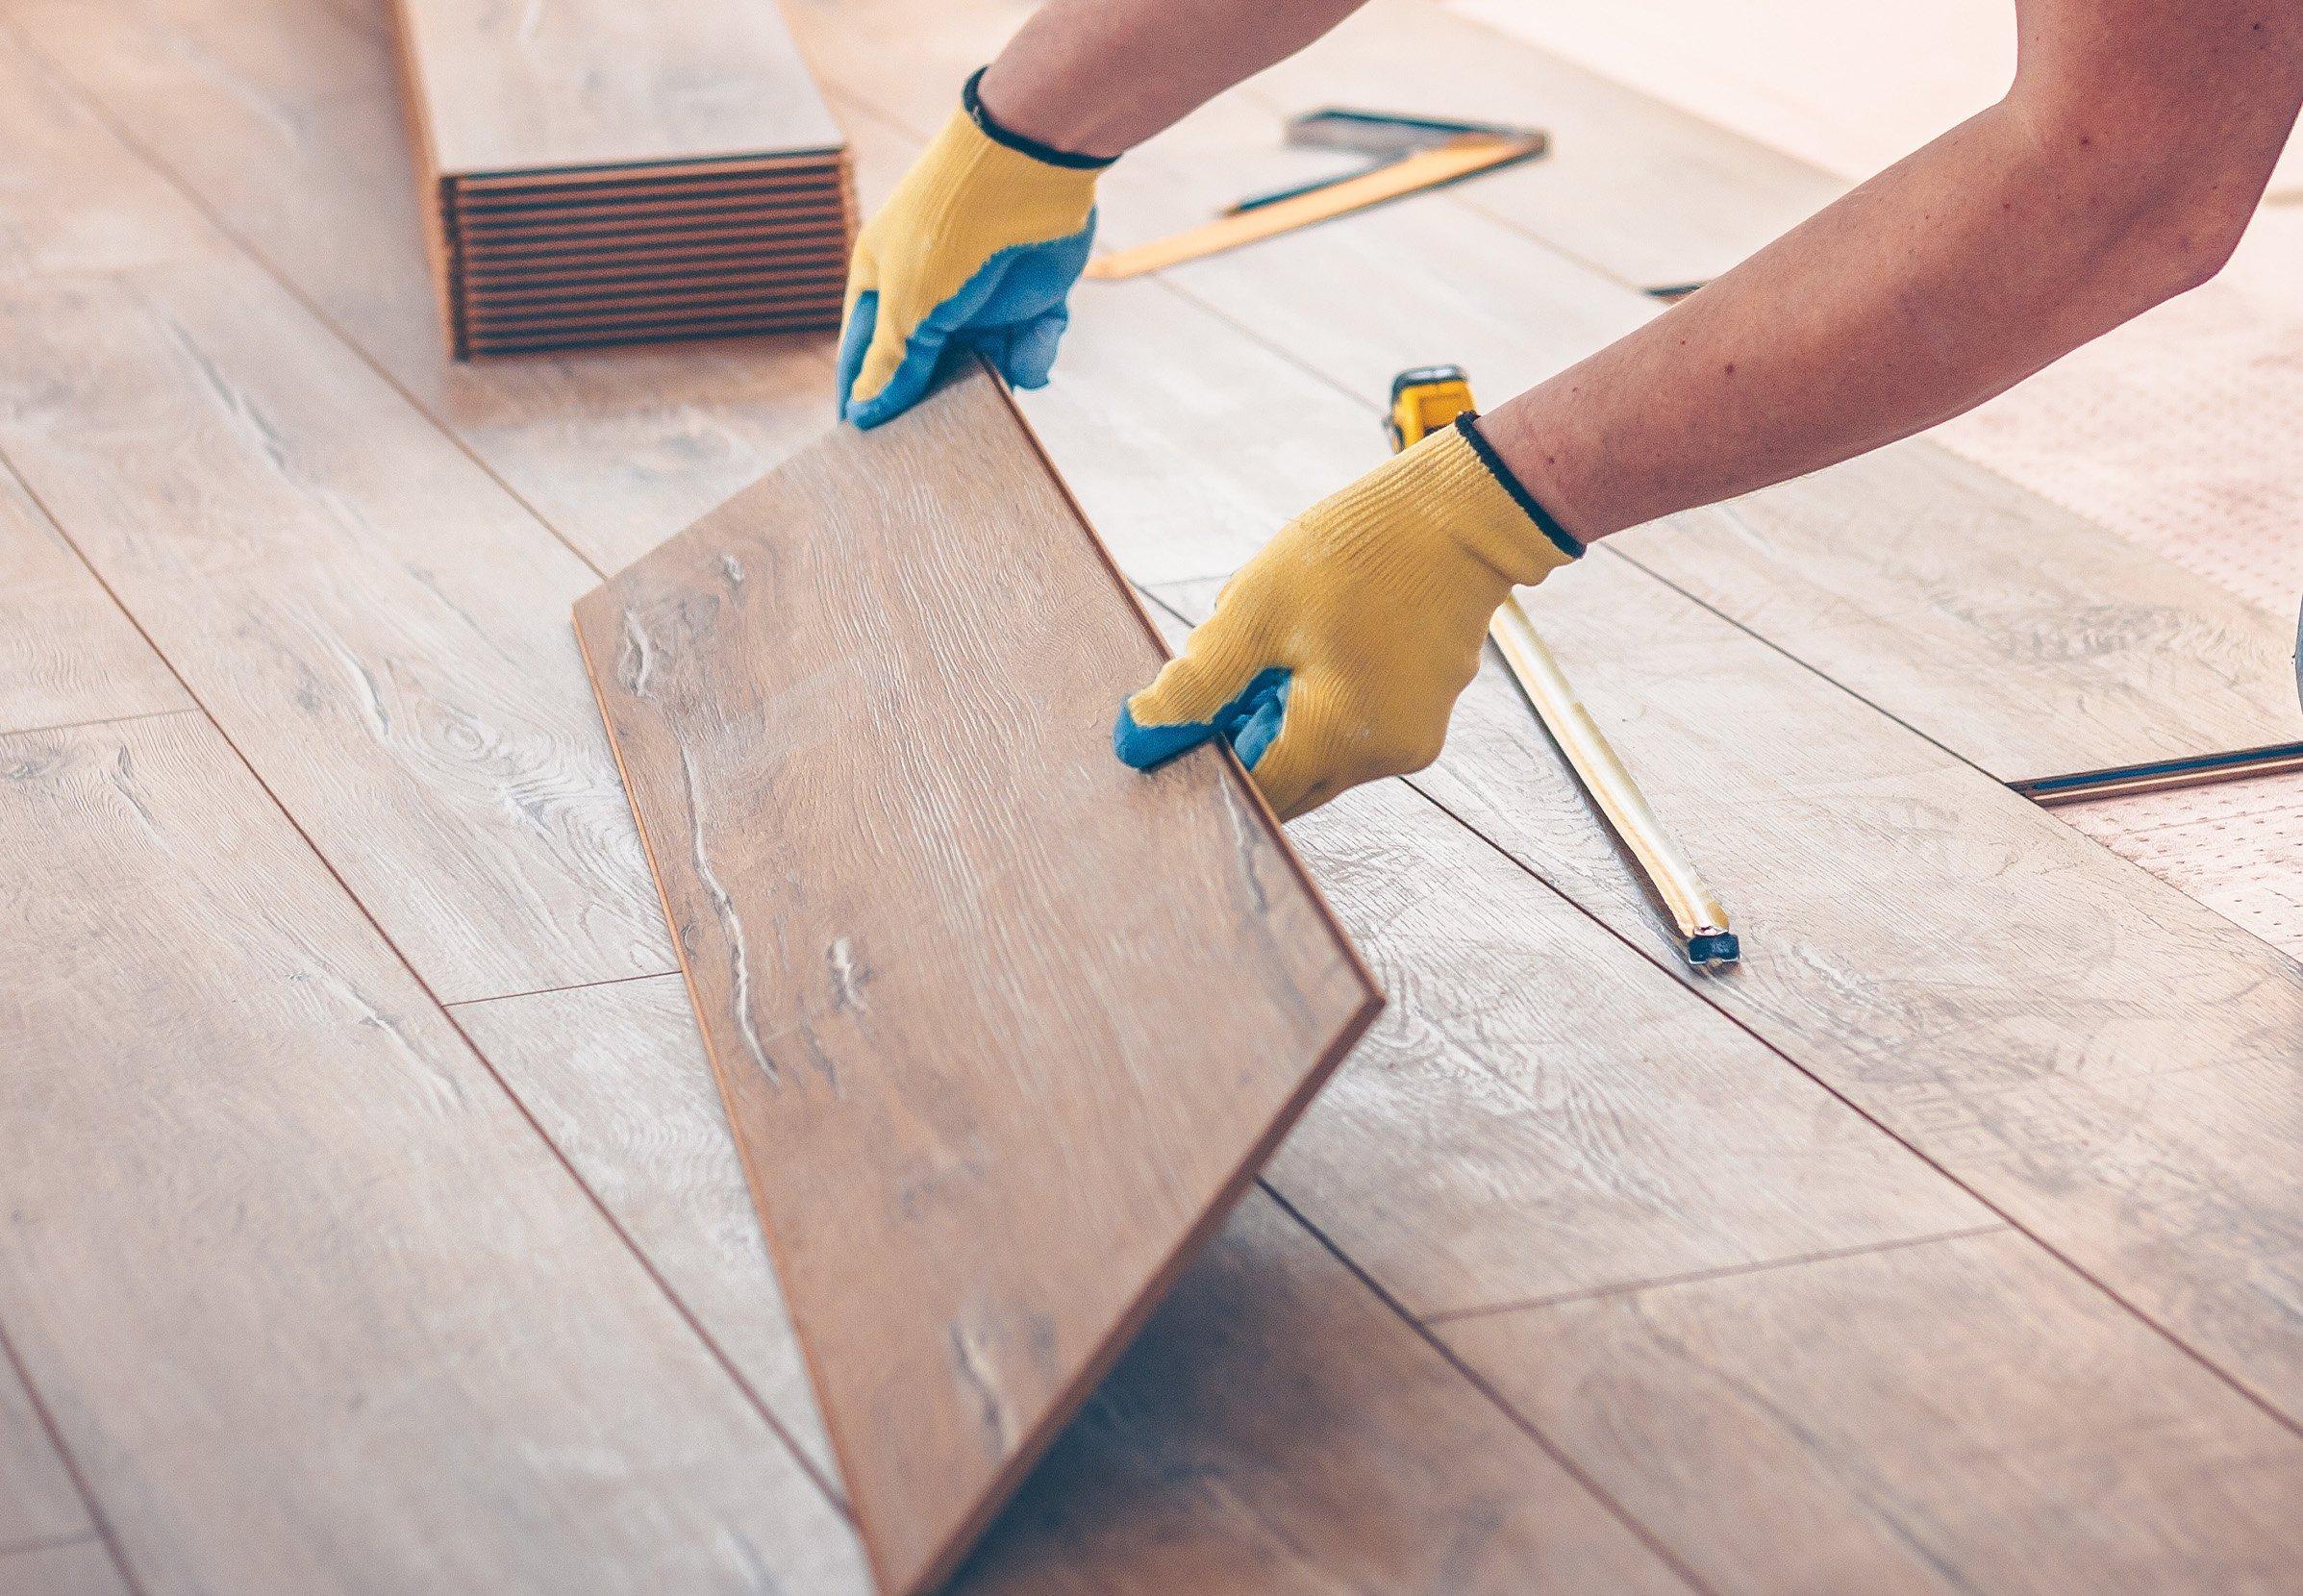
[
  {"xmin": 1120, "ymin": 0, "xmax": 2301, "ymax": 818},
  {"xmin": 976, "ymin": 0, "xmax": 1370, "ymax": 159},
  {"xmin": 1478, "ymin": 0, "xmax": 2303, "ymax": 539}
]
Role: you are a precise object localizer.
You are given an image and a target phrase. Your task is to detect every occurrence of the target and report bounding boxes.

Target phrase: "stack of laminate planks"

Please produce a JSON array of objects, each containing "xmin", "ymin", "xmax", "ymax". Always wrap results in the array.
[{"xmin": 388, "ymin": 0, "xmax": 856, "ymax": 357}]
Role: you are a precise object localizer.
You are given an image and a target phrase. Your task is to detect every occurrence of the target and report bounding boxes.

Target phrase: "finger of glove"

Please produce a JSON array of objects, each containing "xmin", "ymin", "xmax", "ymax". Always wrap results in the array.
[
  {"xmin": 980, "ymin": 306, "xmax": 1069, "ymax": 391},
  {"xmin": 841, "ymin": 246, "xmax": 1032, "ymax": 427},
  {"xmin": 1234, "ymin": 679, "xmax": 1339, "ymax": 821},
  {"xmin": 1114, "ymin": 649, "xmax": 1292, "ymax": 772},
  {"xmin": 833, "ymin": 286, "xmax": 880, "ymax": 418}
]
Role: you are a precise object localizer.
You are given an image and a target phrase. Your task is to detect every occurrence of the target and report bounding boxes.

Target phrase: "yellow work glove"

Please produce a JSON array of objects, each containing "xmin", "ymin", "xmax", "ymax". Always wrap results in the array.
[
  {"xmin": 1114, "ymin": 416, "xmax": 1582, "ymax": 819},
  {"xmin": 837, "ymin": 69, "xmax": 1111, "ymax": 428}
]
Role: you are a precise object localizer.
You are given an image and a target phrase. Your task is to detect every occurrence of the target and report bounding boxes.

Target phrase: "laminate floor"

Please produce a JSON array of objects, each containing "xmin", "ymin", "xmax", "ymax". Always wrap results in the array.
[{"xmin": 3, "ymin": 1, "xmax": 2299, "ymax": 1592}]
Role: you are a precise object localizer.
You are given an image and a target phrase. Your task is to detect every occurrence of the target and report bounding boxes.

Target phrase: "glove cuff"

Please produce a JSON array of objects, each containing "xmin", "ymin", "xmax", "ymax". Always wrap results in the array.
[
  {"xmin": 963, "ymin": 66, "xmax": 1119, "ymax": 171},
  {"xmin": 1328, "ymin": 423, "xmax": 1582, "ymax": 592}
]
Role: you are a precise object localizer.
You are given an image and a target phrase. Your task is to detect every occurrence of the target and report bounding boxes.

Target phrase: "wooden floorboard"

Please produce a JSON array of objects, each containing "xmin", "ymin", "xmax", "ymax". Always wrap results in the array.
[
  {"xmin": 0, "ymin": 1542, "xmax": 129, "ymax": 1596},
  {"xmin": 13, "ymin": 0, "xmax": 833, "ymax": 572},
  {"xmin": 0, "ymin": 35, "xmax": 670, "ymax": 1001},
  {"xmin": 0, "ymin": 1343, "xmax": 91, "ymax": 1555},
  {"xmin": 573, "ymin": 362, "xmax": 1380, "ymax": 1594},
  {"xmin": 789, "ymin": 0, "xmax": 2303, "ymax": 788},
  {"xmin": 0, "ymin": 712, "xmax": 864, "ymax": 1594},
  {"xmin": 456, "ymin": 973, "xmax": 1694, "ymax": 1593},
  {"xmin": 1442, "ymin": 1231, "xmax": 2303, "ymax": 1594},
  {"xmin": 0, "ymin": 463, "xmax": 188, "ymax": 739}
]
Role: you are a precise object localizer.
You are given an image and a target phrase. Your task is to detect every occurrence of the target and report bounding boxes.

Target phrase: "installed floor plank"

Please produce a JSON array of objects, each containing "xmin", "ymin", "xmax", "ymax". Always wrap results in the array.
[
  {"xmin": 791, "ymin": 0, "xmax": 2303, "ymax": 789},
  {"xmin": 451, "ymin": 975, "xmax": 840, "ymax": 1488},
  {"xmin": 575, "ymin": 362, "xmax": 1379, "ymax": 1594},
  {"xmin": 1443, "ymin": 1232, "xmax": 2303, "ymax": 1594},
  {"xmin": 0, "ymin": 1343, "xmax": 90, "ymax": 1554},
  {"xmin": 15, "ymin": 0, "xmax": 833, "ymax": 572},
  {"xmin": 0, "ymin": 37, "xmax": 669, "ymax": 1001},
  {"xmin": 455, "ymin": 974, "xmax": 1689, "ymax": 1594},
  {"xmin": 0, "ymin": 713, "xmax": 864, "ymax": 1595},
  {"xmin": 0, "ymin": 1543, "xmax": 128, "ymax": 1596},
  {"xmin": 0, "ymin": 463, "xmax": 188, "ymax": 738}
]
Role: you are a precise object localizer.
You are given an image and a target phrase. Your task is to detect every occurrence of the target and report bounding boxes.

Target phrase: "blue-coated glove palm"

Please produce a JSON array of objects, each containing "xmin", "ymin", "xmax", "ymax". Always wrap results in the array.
[{"xmin": 837, "ymin": 75, "xmax": 1108, "ymax": 429}]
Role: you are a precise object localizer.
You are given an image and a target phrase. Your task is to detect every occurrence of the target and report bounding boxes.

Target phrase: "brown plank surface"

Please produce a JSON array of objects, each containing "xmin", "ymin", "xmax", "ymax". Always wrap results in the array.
[
  {"xmin": 456, "ymin": 975, "xmax": 1690, "ymax": 1594},
  {"xmin": 0, "ymin": 1543, "xmax": 129, "ymax": 1596},
  {"xmin": 574, "ymin": 362, "xmax": 1380, "ymax": 1594},
  {"xmin": 389, "ymin": 0, "xmax": 842, "ymax": 176},
  {"xmin": 1444, "ymin": 1232, "xmax": 2303, "ymax": 1594},
  {"xmin": 0, "ymin": 713, "xmax": 864, "ymax": 1595},
  {"xmin": 0, "ymin": 1344, "xmax": 90, "ymax": 1554},
  {"xmin": 0, "ymin": 464, "xmax": 188, "ymax": 737}
]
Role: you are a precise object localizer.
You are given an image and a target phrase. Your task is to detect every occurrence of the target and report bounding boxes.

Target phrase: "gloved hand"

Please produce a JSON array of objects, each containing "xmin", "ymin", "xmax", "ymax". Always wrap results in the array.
[
  {"xmin": 837, "ymin": 69, "xmax": 1112, "ymax": 428},
  {"xmin": 1114, "ymin": 417, "xmax": 1582, "ymax": 819}
]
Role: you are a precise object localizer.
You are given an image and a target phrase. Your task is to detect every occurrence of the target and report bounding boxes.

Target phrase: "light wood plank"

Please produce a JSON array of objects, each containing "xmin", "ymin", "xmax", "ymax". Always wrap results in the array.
[
  {"xmin": 1266, "ymin": 776, "xmax": 1992, "ymax": 1317},
  {"xmin": 0, "ymin": 1542, "xmax": 128, "ymax": 1596},
  {"xmin": 0, "ymin": 713, "xmax": 864, "ymax": 1595},
  {"xmin": 455, "ymin": 976, "xmax": 1690, "ymax": 1593},
  {"xmin": 959, "ymin": 1186, "xmax": 1687, "ymax": 1594},
  {"xmin": 0, "ymin": 38, "xmax": 669, "ymax": 1001},
  {"xmin": 13, "ymin": 0, "xmax": 835, "ymax": 573},
  {"xmin": 0, "ymin": 464, "xmax": 188, "ymax": 737},
  {"xmin": 450, "ymin": 974, "xmax": 840, "ymax": 1487},
  {"xmin": 390, "ymin": 0, "xmax": 841, "ymax": 176},
  {"xmin": 0, "ymin": 1348, "xmax": 90, "ymax": 1554},
  {"xmin": 1442, "ymin": 1231, "xmax": 2303, "ymax": 1594},
  {"xmin": 575, "ymin": 362, "xmax": 1379, "ymax": 1594}
]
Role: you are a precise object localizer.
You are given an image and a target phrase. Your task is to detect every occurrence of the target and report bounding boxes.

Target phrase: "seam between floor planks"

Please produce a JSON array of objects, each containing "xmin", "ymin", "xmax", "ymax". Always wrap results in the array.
[
  {"xmin": 1120, "ymin": 587, "xmax": 2303, "ymax": 1440},
  {"xmin": 0, "ymin": 16, "xmax": 1682, "ymax": 1571},
  {"xmin": 0, "ymin": 429, "xmax": 850, "ymax": 1515},
  {"xmin": 0, "ymin": 1320, "xmax": 139, "ymax": 1596}
]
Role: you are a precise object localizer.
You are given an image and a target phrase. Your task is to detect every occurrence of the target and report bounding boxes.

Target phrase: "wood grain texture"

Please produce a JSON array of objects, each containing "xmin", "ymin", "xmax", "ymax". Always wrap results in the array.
[
  {"xmin": 792, "ymin": 0, "xmax": 2303, "ymax": 786},
  {"xmin": 1264, "ymin": 775, "xmax": 1991, "ymax": 1318},
  {"xmin": 575, "ymin": 363, "xmax": 1380, "ymax": 1595},
  {"xmin": 391, "ymin": 0, "xmax": 842, "ymax": 176},
  {"xmin": 453, "ymin": 974, "xmax": 1689, "ymax": 1593},
  {"xmin": 0, "ymin": 37, "xmax": 670, "ymax": 1000},
  {"xmin": 0, "ymin": 1543, "xmax": 128, "ymax": 1596},
  {"xmin": 956, "ymin": 1187, "xmax": 1686, "ymax": 1595},
  {"xmin": 0, "ymin": 713, "xmax": 864, "ymax": 1596},
  {"xmin": 13, "ymin": 0, "xmax": 836, "ymax": 573},
  {"xmin": 451, "ymin": 974, "xmax": 840, "ymax": 1487},
  {"xmin": 0, "ymin": 1347, "xmax": 89, "ymax": 1554},
  {"xmin": 1310, "ymin": 551, "xmax": 2303, "ymax": 1421},
  {"xmin": 0, "ymin": 464, "xmax": 188, "ymax": 737},
  {"xmin": 1442, "ymin": 1231, "xmax": 2303, "ymax": 1594}
]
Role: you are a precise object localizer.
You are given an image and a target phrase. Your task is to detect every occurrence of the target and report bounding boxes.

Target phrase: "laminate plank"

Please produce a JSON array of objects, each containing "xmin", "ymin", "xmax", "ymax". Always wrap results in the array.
[
  {"xmin": 0, "ymin": 464, "xmax": 188, "ymax": 737},
  {"xmin": 13, "ymin": 0, "xmax": 835, "ymax": 572},
  {"xmin": 792, "ymin": 0, "xmax": 2303, "ymax": 786},
  {"xmin": 1250, "ymin": 549, "xmax": 2303, "ymax": 1418},
  {"xmin": 455, "ymin": 975, "xmax": 1690, "ymax": 1594},
  {"xmin": 1266, "ymin": 776, "xmax": 1991, "ymax": 1318},
  {"xmin": 0, "ymin": 1347, "xmax": 90, "ymax": 1554},
  {"xmin": 0, "ymin": 1543, "xmax": 127, "ymax": 1596},
  {"xmin": 574, "ymin": 362, "xmax": 1379, "ymax": 1594},
  {"xmin": 956, "ymin": 1187, "xmax": 1687, "ymax": 1595},
  {"xmin": 390, "ymin": 0, "xmax": 842, "ymax": 176},
  {"xmin": 0, "ymin": 713, "xmax": 865, "ymax": 1595},
  {"xmin": 450, "ymin": 975, "xmax": 840, "ymax": 1487},
  {"xmin": 1441, "ymin": 1232, "xmax": 2303, "ymax": 1593},
  {"xmin": 0, "ymin": 38, "xmax": 668, "ymax": 1000}
]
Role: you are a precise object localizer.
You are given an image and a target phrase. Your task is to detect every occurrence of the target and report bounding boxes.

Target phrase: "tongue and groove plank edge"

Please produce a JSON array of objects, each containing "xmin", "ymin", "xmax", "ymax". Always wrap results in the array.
[{"xmin": 573, "ymin": 362, "xmax": 1382, "ymax": 1594}]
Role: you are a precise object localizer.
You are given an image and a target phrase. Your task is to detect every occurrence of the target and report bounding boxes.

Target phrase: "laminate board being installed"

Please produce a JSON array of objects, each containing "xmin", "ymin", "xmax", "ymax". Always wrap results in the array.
[
  {"xmin": 573, "ymin": 362, "xmax": 1381, "ymax": 1596},
  {"xmin": 387, "ymin": 0, "xmax": 854, "ymax": 354}
]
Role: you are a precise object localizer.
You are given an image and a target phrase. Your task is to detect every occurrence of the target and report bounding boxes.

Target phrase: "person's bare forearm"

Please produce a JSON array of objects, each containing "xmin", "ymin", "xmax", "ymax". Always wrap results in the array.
[
  {"xmin": 1481, "ymin": 0, "xmax": 2300, "ymax": 541},
  {"xmin": 977, "ymin": 0, "xmax": 1366, "ymax": 158}
]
